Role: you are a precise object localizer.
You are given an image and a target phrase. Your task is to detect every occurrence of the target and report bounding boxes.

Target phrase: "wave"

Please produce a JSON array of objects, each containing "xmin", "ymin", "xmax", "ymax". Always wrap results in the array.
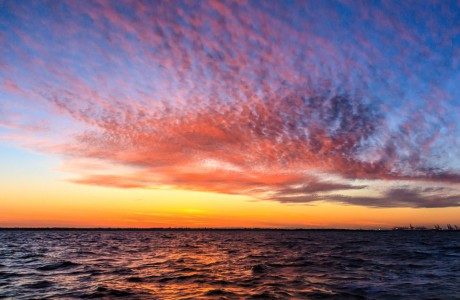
[
  {"xmin": 36, "ymin": 261, "xmax": 80, "ymax": 271},
  {"xmin": 21, "ymin": 280, "xmax": 53, "ymax": 289}
]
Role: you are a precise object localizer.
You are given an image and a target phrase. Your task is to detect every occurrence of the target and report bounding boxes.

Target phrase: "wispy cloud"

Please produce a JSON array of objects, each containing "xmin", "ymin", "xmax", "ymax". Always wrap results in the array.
[{"xmin": 1, "ymin": 0, "xmax": 459, "ymax": 207}]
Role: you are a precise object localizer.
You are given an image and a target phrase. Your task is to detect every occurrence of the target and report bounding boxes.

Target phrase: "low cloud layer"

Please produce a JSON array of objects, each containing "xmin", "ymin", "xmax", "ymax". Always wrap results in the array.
[{"xmin": 1, "ymin": 0, "xmax": 460, "ymax": 208}]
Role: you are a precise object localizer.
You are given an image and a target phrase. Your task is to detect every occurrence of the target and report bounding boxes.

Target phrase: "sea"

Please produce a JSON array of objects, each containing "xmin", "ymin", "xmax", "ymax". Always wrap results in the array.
[{"xmin": 1, "ymin": 229, "xmax": 459, "ymax": 299}]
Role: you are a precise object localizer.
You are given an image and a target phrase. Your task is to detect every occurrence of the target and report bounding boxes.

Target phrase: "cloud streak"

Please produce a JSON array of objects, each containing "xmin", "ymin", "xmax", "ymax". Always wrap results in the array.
[{"xmin": 1, "ymin": 0, "xmax": 460, "ymax": 207}]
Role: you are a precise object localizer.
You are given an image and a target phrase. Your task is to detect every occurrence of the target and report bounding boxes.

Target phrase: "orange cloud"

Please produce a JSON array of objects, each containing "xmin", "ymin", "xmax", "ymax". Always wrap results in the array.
[{"xmin": 1, "ymin": 0, "xmax": 459, "ymax": 208}]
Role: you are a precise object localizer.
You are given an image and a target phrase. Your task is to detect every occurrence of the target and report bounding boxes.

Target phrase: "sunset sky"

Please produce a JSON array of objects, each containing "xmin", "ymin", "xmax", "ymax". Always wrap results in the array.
[{"xmin": 1, "ymin": 0, "xmax": 460, "ymax": 228}]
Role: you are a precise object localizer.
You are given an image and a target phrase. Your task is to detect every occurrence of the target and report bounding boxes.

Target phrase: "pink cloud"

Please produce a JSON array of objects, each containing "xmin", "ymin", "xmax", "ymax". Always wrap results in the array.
[{"xmin": 1, "ymin": 0, "xmax": 459, "ymax": 207}]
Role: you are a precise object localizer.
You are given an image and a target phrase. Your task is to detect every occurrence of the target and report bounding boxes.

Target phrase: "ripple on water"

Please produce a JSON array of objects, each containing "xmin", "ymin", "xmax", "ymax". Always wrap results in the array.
[
  {"xmin": 204, "ymin": 288, "xmax": 236, "ymax": 297},
  {"xmin": 18, "ymin": 253, "xmax": 45, "ymax": 260},
  {"xmin": 158, "ymin": 273, "xmax": 206, "ymax": 283},
  {"xmin": 126, "ymin": 276, "xmax": 143, "ymax": 282},
  {"xmin": 22, "ymin": 280, "xmax": 54, "ymax": 289},
  {"xmin": 81, "ymin": 287, "xmax": 134, "ymax": 299},
  {"xmin": 36, "ymin": 261, "xmax": 80, "ymax": 271},
  {"xmin": 0, "ymin": 271, "xmax": 23, "ymax": 279}
]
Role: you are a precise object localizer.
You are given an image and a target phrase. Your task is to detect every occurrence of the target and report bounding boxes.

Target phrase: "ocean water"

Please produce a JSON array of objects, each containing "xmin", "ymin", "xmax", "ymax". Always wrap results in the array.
[{"xmin": 1, "ymin": 230, "xmax": 459, "ymax": 299}]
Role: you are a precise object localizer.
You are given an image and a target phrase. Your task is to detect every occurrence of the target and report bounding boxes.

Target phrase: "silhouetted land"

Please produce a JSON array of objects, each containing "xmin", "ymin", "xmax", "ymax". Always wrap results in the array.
[{"xmin": 0, "ymin": 227, "xmax": 459, "ymax": 231}]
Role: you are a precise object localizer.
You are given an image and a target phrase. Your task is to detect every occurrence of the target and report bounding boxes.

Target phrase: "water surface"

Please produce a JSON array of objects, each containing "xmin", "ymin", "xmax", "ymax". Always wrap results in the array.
[{"xmin": 1, "ymin": 230, "xmax": 459, "ymax": 299}]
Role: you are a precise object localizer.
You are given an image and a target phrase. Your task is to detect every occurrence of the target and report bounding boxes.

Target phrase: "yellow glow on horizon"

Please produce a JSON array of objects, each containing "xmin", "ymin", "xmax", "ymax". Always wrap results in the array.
[
  {"xmin": 2, "ymin": 172, "xmax": 460, "ymax": 229},
  {"xmin": 1, "ymin": 151, "xmax": 459, "ymax": 229}
]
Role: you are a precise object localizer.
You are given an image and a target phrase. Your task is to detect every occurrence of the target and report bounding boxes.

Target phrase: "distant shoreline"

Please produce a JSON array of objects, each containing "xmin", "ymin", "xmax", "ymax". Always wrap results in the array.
[
  {"xmin": 1, "ymin": 227, "xmax": 459, "ymax": 231},
  {"xmin": 0, "ymin": 227, "xmax": 364, "ymax": 231}
]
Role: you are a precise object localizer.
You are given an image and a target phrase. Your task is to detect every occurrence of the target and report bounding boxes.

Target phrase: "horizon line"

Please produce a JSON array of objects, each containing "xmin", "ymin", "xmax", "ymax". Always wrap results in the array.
[{"xmin": 1, "ymin": 226, "xmax": 458, "ymax": 231}]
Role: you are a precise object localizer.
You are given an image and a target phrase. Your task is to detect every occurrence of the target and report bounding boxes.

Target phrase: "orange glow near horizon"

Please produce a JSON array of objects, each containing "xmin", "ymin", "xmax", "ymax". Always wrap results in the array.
[{"xmin": 1, "ymin": 155, "xmax": 459, "ymax": 229}]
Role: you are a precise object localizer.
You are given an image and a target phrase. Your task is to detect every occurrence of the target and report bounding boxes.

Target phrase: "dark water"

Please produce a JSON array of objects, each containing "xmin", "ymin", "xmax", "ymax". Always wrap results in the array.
[{"xmin": 1, "ymin": 230, "xmax": 460, "ymax": 299}]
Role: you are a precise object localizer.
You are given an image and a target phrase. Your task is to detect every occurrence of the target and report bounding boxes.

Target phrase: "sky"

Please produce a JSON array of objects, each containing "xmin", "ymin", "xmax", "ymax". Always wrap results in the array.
[{"xmin": 1, "ymin": 0, "xmax": 460, "ymax": 228}]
